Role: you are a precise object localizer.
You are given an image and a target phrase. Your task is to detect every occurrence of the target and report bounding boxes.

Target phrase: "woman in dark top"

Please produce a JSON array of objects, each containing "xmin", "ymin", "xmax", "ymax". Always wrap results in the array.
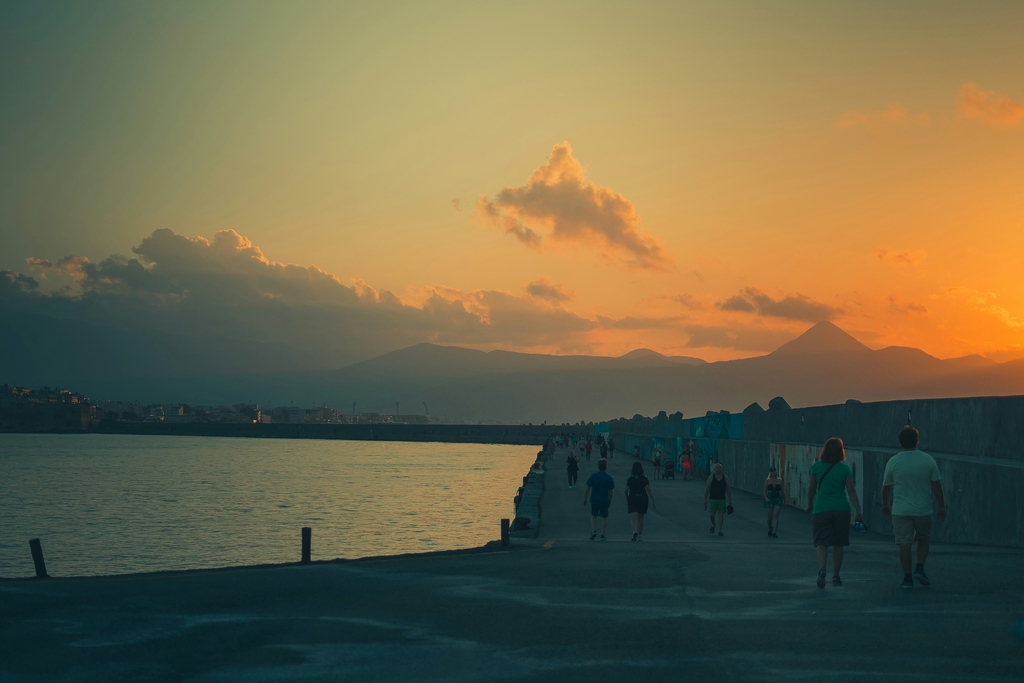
[
  {"xmin": 763, "ymin": 466, "xmax": 785, "ymax": 538},
  {"xmin": 566, "ymin": 450, "xmax": 580, "ymax": 489},
  {"xmin": 625, "ymin": 462, "xmax": 657, "ymax": 541}
]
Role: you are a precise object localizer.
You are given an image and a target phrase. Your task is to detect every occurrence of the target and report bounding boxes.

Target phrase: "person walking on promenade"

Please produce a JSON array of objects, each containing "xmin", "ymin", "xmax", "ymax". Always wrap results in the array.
[
  {"xmin": 882, "ymin": 426, "xmax": 946, "ymax": 589},
  {"xmin": 703, "ymin": 463, "xmax": 732, "ymax": 536},
  {"xmin": 807, "ymin": 437, "xmax": 863, "ymax": 588},
  {"xmin": 681, "ymin": 443, "xmax": 693, "ymax": 480},
  {"xmin": 626, "ymin": 462, "xmax": 656, "ymax": 541},
  {"xmin": 608, "ymin": 438, "xmax": 615, "ymax": 458},
  {"xmin": 583, "ymin": 458, "xmax": 615, "ymax": 540},
  {"xmin": 634, "ymin": 444, "xmax": 641, "ymax": 460},
  {"xmin": 566, "ymin": 450, "xmax": 580, "ymax": 489},
  {"xmin": 600, "ymin": 441, "xmax": 608, "ymax": 459},
  {"xmin": 764, "ymin": 466, "xmax": 785, "ymax": 537},
  {"xmin": 653, "ymin": 448, "xmax": 662, "ymax": 479},
  {"xmin": 585, "ymin": 440, "xmax": 593, "ymax": 461}
]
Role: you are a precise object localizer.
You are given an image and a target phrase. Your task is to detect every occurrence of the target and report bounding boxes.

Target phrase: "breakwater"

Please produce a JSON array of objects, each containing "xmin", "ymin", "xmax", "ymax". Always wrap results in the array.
[
  {"xmin": 87, "ymin": 421, "xmax": 563, "ymax": 445},
  {"xmin": 509, "ymin": 441, "xmax": 554, "ymax": 539},
  {"xmin": 606, "ymin": 394, "xmax": 1024, "ymax": 547}
]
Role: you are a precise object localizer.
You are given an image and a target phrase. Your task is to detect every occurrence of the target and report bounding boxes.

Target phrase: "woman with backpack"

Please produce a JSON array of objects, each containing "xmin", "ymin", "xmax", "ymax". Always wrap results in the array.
[
  {"xmin": 807, "ymin": 437, "xmax": 864, "ymax": 588},
  {"xmin": 625, "ymin": 462, "xmax": 656, "ymax": 541}
]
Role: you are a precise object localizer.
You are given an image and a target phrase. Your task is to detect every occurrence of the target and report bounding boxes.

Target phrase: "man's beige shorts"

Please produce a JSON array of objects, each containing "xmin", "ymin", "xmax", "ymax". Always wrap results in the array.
[{"xmin": 892, "ymin": 515, "xmax": 932, "ymax": 545}]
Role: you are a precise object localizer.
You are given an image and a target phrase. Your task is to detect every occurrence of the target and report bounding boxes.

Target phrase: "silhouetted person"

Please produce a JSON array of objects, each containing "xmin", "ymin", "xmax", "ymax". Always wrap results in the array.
[
  {"xmin": 807, "ymin": 438, "xmax": 863, "ymax": 588},
  {"xmin": 566, "ymin": 450, "xmax": 580, "ymax": 489},
  {"xmin": 626, "ymin": 462, "xmax": 656, "ymax": 541},
  {"xmin": 608, "ymin": 438, "xmax": 615, "ymax": 457},
  {"xmin": 882, "ymin": 426, "xmax": 946, "ymax": 589},
  {"xmin": 704, "ymin": 463, "xmax": 732, "ymax": 536},
  {"xmin": 763, "ymin": 466, "xmax": 784, "ymax": 537},
  {"xmin": 583, "ymin": 458, "xmax": 614, "ymax": 540}
]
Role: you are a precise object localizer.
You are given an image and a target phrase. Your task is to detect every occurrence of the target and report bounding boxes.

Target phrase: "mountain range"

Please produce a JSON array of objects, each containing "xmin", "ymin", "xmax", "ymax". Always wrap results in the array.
[{"xmin": 3, "ymin": 317, "xmax": 1023, "ymax": 423}]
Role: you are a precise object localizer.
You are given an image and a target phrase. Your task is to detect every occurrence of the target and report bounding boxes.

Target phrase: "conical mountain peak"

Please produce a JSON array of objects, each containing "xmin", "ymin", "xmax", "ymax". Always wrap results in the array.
[{"xmin": 770, "ymin": 321, "xmax": 871, "ymax": 356}]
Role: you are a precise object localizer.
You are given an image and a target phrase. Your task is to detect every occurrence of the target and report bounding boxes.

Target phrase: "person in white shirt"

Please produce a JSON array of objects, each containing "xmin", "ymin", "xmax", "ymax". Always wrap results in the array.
[{"xmin": 882, "ymin": 426, "xmax": 947, "ymax": 589}]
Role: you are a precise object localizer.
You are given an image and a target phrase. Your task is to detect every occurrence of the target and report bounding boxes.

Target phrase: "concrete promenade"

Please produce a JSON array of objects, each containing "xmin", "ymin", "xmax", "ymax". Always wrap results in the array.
[{"xmin": 2, "ymin": 449, "xmax": 1022, "ymax": 681}]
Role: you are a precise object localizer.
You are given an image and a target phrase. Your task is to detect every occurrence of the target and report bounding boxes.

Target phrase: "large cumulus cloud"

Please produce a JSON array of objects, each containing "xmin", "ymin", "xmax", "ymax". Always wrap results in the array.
[
  {"xmin": 7, "ymin": 229, "xmax": 685, "ymax": 372},
  {"xmin": 474, "ymin": 142, "xmax": 672, "ymax": 271}
]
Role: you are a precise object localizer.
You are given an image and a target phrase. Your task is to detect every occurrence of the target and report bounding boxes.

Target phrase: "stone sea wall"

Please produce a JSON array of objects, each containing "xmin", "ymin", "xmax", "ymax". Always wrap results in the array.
[{"xmin": 607, "ymin": 395, "xmax": 1024, "ymax": 547}]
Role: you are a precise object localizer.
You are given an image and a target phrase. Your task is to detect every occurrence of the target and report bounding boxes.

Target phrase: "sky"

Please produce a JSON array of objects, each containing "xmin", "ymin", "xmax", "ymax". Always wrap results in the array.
[{"xmin": 3, "ymin": 1, "xmax": 1024, "ymax": 364}]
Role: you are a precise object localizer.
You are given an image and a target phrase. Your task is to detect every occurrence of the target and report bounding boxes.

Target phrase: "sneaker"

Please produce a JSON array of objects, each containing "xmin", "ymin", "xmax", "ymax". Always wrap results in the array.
[
  {"xmin": 636, "ymin": 535, "xmax": 643, "ymax": 542},
  {"xmin": 768, "ymin": 528, "xmax": 773, "ymax": 537},
  {"xmin": 771, "ymin": 533, "xmax": 779, "ymax": 538},
  {"xmin": 817, "ymin": 568, "xmax": 827, "ymax": 589},
  {"xmin": 631, "ymin": 532, "xmax": 638, "ymax": 542},
  {"xmin": 589, "ymin": 531, "xmax": 597, "ymax": 541},
  {"xmin": 914, "ymin": 569, "xmax": 931, "ymax": 587},
  {"xmin": 717, "ymin": 531, "xmax": 724, "ymax": 537},
  {"xmin": 709, "ymin": 525, "xmax": 716, "ymax": 534},
  {"xmin": 832, "ymin": 576, "xmax": 842, "ymax": 586},
  {"xmin": 600, "ymin": 534, "xmax": 607, "ymax": 541},
  {"xmin": 901, "ymin": 576, "xmax": 914, "ymax": 589}
]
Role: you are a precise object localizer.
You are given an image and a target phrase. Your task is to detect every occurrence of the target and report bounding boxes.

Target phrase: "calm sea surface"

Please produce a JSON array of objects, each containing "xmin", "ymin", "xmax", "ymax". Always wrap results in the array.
[{"xmin": 0, "ymin": 434, "xmax": 533, "ymax": 578}]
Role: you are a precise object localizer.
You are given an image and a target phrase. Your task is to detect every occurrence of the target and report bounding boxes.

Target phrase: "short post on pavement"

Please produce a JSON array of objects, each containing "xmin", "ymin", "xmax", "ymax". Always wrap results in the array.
[
  {"xmin": 29, "ymin": 538, "xmax": 48, "ymax": 579},
  {"xmin": 500, "ymin": 518, "xmax": 510, "ymax": 547},
  {"xmin": 301, "ymin": 527, "xmax": 312, "ymax": 564}
]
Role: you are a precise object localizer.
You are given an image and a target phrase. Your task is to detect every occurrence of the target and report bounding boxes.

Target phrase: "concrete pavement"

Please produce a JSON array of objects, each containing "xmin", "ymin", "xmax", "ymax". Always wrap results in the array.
[{"xmin": 2, "ymin": 449, "xmax": 1022, "ymax": 681}]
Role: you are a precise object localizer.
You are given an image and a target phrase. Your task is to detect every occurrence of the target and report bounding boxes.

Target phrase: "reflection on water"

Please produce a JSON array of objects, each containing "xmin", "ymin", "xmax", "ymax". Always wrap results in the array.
[{"xmin": 0, "ymin": 434, "xmax": 532, "ymax": 578}]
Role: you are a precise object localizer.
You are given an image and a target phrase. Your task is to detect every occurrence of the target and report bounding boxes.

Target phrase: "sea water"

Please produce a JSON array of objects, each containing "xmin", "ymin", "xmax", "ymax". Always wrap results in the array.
[{"xmin": 0, "ymin": 434, "xmax": 533, "ymax": 578}]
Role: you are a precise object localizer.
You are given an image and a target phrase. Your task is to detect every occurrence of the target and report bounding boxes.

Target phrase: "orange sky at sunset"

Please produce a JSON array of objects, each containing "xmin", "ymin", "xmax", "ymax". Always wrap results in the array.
[{"xmin": 3, "ymin": 2, "xmax": 1024, "ymax": 364}]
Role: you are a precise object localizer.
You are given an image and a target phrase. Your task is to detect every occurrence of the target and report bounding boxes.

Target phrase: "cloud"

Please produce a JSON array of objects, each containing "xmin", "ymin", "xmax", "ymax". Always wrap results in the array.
[
  {"xmin": 888, "ymin": 295, "xmax": 928, "ymax": 315},
  {"xmin": 525, "ymin": 277, "xmax": 574, "ymax": 303},
  {"xmin": 671, "ymin": 293, "xmax": 705, "ymax": 310},
  {"xmin": 958, "ymin": 83, "xmax": 1024, "ymax": 127},
  {"xmin": 9, "ymin": 229, "xmax": 699, "ymax": 371},
  {"xmin": 947, "ymin": 286, "xmax": 1024, "ymax": 329},
  {"xmin": 1, "ymin": 270, "xmax": 39, "ymax": 295},
  {"xmin": 595, "ymin": 314, "xmax": 687, "ymax": 331},
  {"xmin": 682, "ymin": 323, "xmax": 797, "ymax": 352},
  {"xmin": 836, "ymin": 103, "xmax": 929, "ymax": 130},
  {"xmin": 474, "ymin": 142, "xmax": 672, "ymax": 271},
  {"xmin": 716, "ymin": 288, "xmax": 841, "ymax": 322},
  {"xmin": 873, "ymin": 248, "xmax": 927, "ymax": 267}
]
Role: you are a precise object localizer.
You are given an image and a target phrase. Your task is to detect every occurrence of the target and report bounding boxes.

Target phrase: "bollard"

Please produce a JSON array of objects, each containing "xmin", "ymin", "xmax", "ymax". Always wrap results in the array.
[
  {"xmin": 28, "ymin": 538, "xmax": 48, "ymax": 579},
  {"xmin": 301, "ymin": 527, "xmax": 311, "ymax": 564},
  {"xmin": 500, "ymin": 518, "xmax": 510, "ymax": 547}
]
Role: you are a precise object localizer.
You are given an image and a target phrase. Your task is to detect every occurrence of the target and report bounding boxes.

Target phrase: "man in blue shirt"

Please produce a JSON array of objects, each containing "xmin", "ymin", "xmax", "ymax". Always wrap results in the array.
[{"xmin": 583, "ymin": 458, "xmax": 615, "ymax": 540}]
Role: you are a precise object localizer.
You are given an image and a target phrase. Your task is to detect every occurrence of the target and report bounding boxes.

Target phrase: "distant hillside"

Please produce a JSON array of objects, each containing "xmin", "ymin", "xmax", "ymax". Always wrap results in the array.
[{"xmin": 3, "ymin": 315, "xmax": 1022, "ymax": 423}]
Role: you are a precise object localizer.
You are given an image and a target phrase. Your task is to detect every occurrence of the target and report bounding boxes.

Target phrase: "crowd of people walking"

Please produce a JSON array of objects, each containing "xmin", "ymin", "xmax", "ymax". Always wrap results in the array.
[{"xmin": 566, "ymin": 425, "xmax": 947, "ymax": 590}]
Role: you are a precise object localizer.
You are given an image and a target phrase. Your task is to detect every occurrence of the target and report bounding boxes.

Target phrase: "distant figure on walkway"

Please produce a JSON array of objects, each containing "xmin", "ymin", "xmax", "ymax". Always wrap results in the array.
[
  {"xmin": 608, "ymin": 438, "xmax": 615, "ymax": 457},
  {"xmin": 600, "ymin": 441, "xmax": 608, "ymax": 459},
  {"xmin": 634, "ymin": 444, "xmax": 641, "ymax": 460},
  {"xmin": 807, "ymin": 437, "xmax": 863, "ymax": 588},
  {"xmin": 681, "ymin": 443, "xmax": 693, "ymax": 480},
  {"xmin": 763, "ymin": 466, "xmax": 785, "ymax": 537},
  {"xmin": 585, "ymin": 440, "xmax": 593, "ymax": 461},
  {"xmin": 566, "ymin": 450, "xmax": 580, "ymax": 489},
  {"xmin": 882, "ymin": 426, "xmax": 946, "ymax": 589},
  {"xmin": 653, "ymin": 448, "xmax": 662, "ymax": 479},
  {"xmin": 703, "ymin": 463, "xmax": 732, "ymax": 536},
  {"xmin": 626, "ymin": 462, "xmax": 656, "ymax": 541},
  {"xmin": 583, "ymin": 459, "xmax": 615, "ymax": 541}
]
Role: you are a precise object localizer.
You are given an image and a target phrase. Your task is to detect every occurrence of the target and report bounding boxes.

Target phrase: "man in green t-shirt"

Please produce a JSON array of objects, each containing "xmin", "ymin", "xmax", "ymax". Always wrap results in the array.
[{"xmin": 882, "ymin": 426, "xmax": 947, "ymax": 589}]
